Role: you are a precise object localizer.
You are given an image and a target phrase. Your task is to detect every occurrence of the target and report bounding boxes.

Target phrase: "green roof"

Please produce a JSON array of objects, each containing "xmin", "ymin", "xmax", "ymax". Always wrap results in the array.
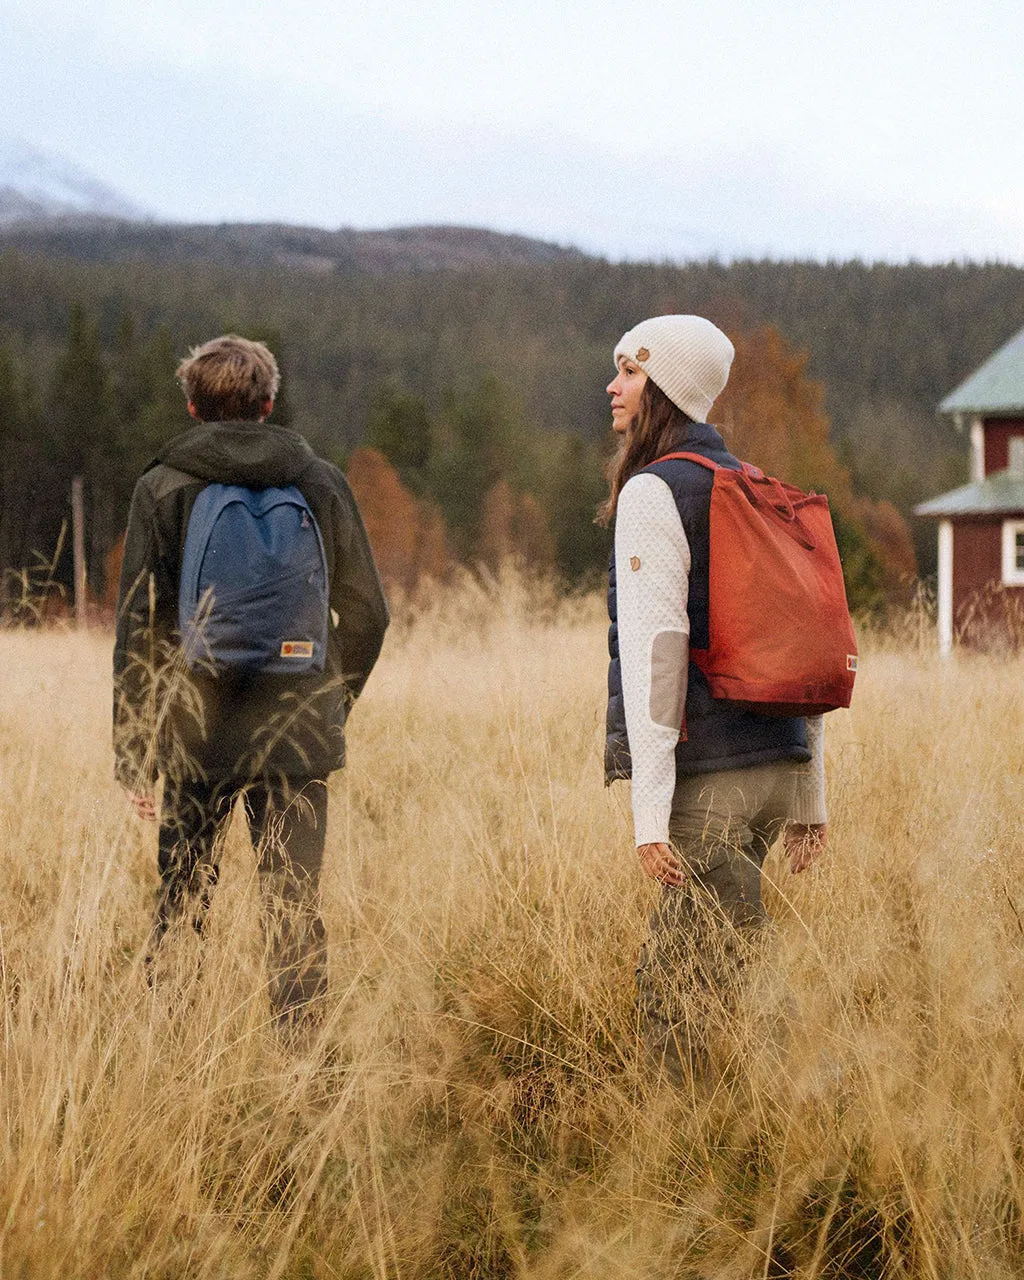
[
  {"xmin": 915, "ymin": 467, "xmax": 1024, "ymax": 518},
  {"xmin": 940, "ymin": 325, "xmax": 1024, "ymax": 416}
]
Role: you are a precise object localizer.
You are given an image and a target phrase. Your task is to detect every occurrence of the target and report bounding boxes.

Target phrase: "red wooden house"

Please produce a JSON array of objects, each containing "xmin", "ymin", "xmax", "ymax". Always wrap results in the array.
[{"xmin": 916, "ymin": 325, "xmax": 1024, "ymax": 652}]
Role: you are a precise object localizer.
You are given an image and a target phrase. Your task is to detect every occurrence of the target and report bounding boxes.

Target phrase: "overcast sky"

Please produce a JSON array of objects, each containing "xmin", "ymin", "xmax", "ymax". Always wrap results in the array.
[{"xmin": 2, "ymin": 0, "xmax": 1022, "ymax": 262}]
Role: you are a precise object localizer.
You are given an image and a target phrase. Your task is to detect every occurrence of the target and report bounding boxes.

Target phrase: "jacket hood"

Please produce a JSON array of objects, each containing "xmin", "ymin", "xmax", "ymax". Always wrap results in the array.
[{"xmin": 151, "ymin": 421, "xmax": 317, "ymax": 488}]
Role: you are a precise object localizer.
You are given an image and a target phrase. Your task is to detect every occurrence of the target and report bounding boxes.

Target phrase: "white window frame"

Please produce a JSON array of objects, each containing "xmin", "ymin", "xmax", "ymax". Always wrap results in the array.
[
  {"xmin": 971, "ymin": 418, "xmax": 985, "ymax": 481},
  {"xmin": 1001, "ymin": 519, "xmax": 1024, "ymax": 586},
  {"xmin": 1010, "ymin": 436, "xmax": 1024, "ymax": 473}
]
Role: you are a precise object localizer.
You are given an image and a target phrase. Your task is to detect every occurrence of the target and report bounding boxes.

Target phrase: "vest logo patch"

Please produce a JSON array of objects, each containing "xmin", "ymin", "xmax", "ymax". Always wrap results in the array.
[
  {"xmin": 847, "ymin": 654, "xmax": 858, "ymax": 671},
  {"xmin": 635, "ymin": 347, "xmax": 650, "ymax": 361},
  {"xmin": 630, "ymin": 556, "xmax": 641, "ymax": 572},
  {"xmin": 281, "ymin": 640, "xmax": 314, "ymax": 659}
]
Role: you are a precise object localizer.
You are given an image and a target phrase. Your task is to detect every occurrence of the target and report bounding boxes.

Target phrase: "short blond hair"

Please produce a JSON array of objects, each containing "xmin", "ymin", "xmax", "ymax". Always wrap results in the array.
[{"xmin": 176, "ymin": 334, "xmax": 281, "ymax": 421}]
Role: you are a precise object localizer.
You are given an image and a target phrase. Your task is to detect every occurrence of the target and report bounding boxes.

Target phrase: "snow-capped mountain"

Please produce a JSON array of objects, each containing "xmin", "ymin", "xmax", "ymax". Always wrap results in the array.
[{"xmin": 0, "ymin": 138, "xmax": 149, "ymax": 224}]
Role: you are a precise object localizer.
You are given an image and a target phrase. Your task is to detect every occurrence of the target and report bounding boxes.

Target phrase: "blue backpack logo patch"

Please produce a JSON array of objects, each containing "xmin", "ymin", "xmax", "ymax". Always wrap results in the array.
[{"xmin": 179, "ymin": 484, "xmax": 329, "ymax": 674}]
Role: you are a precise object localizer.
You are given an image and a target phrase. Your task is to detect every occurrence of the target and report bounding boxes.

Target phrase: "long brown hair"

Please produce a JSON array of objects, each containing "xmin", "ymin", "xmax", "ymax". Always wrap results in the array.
[{"xmin": 597, "ymin": 378, "xmax": 696, "ymax": 525}]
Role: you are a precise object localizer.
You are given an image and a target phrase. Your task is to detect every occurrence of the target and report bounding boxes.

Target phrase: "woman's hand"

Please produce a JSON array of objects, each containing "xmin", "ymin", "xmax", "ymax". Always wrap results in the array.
[
  {"xmin": 124, "ymin": 788, "xmax": 158, "ymax": 821},
  {"xmin": 637, "ymin": 842, "xmax": 686, "ymax": 886},
  {"xmin": 785, "ymin": 822, "xmax": 827, "ymax": 874}
]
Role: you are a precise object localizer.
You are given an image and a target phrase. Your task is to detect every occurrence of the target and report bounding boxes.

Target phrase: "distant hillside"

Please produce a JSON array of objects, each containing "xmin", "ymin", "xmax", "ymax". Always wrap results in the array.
[
  {"xmin": 0, "ymin": 219, "xmax": 583, "ymax": 273},
  {"xmin": 2, "ymin": 240, "xmax": 1023, "ymax": 578},
  {"xmin": 0, "ymin": 139, "xmax": 579, "ymax": 270}
]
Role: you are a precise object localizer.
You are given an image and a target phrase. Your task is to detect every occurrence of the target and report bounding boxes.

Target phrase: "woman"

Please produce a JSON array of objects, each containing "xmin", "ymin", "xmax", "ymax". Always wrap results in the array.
[{"xmin": 601, "ymin": 314, "xmax": 826, "ymax": 1081}]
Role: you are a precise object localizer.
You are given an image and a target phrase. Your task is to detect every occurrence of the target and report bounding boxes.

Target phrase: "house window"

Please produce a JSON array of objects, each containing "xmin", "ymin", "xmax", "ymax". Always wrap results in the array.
[
  {"xmin": 1002, "ymin": 520, "xmax": 1024, "ymax": 585},
  {"xmin": 1009, "ymin": 437, "xmax": 1024, "ymax": 473}
]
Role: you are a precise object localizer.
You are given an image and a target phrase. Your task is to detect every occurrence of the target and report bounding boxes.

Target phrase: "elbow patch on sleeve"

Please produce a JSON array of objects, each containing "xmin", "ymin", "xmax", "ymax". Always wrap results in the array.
[{"xmin": 649, "ymin": 629, "xmax": 688, "ymax": 729}]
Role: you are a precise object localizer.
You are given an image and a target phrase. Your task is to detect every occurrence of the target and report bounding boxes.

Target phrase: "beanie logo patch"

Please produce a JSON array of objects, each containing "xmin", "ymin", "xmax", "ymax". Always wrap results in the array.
[{"xmin": 635, "ymin": 347, "xmax": 650, "ymax": 361}]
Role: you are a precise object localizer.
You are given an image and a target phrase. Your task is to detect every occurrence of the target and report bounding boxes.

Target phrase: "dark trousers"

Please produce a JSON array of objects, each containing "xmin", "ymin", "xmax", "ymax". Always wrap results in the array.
[{"xmin": 153, "ymin": 775, "xmax": 328, "ymax": 1022}]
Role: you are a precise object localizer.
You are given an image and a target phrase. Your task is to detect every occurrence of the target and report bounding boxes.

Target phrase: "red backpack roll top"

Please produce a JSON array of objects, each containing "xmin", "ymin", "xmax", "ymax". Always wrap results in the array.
[{"xmin": 657, "ymin": 452, "xmax": 858, "ymax": 717}]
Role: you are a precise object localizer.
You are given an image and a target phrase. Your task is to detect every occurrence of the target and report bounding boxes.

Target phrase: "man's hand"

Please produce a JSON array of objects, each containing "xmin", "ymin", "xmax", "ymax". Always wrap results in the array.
[
  {"xmin": 785, "ymin": 822, "xmax": 827, "ymax": 875},
  {"xmin": 125, "ymin": 789, "xmax": 158, "ymax": 822},
  {"xmin": 637, "ymin": 841, "xmax": 686, "ymax": 886}
]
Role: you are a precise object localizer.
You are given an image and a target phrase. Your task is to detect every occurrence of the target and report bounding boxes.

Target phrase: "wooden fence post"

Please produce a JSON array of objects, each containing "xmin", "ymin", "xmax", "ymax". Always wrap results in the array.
[{"xmin": 72, "ymin": 476, "xmax": 87, "ymax": 629}]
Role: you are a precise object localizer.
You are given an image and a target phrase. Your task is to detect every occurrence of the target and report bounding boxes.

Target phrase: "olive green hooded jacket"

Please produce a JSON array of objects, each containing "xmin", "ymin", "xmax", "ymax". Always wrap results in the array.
[{"xmin": 113, "ymin": 420, "xmax": 389, "ymax": 787}]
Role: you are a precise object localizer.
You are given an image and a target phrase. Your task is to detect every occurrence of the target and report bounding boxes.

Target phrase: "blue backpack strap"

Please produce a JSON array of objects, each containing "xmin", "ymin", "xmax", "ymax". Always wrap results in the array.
[{"xmin": 179, "ymin": 484, "xmax": 236, "ymax": 636}]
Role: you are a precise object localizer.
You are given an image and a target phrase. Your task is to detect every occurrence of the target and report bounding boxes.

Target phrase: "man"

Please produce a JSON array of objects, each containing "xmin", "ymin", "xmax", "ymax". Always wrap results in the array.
[{"xmin": 114, "ymin": 334, "xmax": 388, "ymax": 1027}]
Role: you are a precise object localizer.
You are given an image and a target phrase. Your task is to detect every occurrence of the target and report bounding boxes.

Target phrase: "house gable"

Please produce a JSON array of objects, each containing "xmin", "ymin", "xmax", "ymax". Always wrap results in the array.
[
  {"xmin": 918, "ymin": 326, "xmax": 1024, "ymax": 651},
  {"xmin": 940, "ymin": 325, "xmax": 1024, "ymax": 418}
]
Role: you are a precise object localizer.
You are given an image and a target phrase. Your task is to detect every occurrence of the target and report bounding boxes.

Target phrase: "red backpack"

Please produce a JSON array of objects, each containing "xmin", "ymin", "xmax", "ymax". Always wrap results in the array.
[{"xmin": 656, "ymin": 452, "xmax": 858, "ymax": 716}]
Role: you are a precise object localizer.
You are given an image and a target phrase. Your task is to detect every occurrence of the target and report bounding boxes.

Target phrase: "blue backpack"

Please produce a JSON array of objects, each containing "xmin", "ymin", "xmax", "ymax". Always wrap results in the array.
[{"xmin": 178, "ymin": 483, "xmax": 329, "ymax": 675}]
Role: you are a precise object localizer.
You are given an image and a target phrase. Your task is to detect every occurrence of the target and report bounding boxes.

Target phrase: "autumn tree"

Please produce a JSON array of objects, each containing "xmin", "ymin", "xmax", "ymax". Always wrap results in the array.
[
  {"xmin": 477, "ymin": 479, "xmax": 555, "ymax": 573},
  {"xmin": 344, "ymin": 446, "xmax": 448, "ymax": 592},
  {"xmin": 716, "ymin": 325, "xmax": 917, "ymax": 607}
]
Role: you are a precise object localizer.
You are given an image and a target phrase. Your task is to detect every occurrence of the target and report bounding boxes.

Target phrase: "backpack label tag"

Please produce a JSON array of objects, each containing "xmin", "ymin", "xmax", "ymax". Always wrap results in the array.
[
  {"xmin": 280, "ymin": 640, "xmax": 314, "ymax": 659},
  {"xmin": 847, "ymin": 654, "xmax": 858, "ymax": 671}
]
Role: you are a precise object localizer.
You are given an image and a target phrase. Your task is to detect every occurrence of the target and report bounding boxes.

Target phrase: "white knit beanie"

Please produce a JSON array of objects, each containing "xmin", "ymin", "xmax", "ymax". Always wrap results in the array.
[{"xmin": 613, "ymin": 315, "xmax": 734, "ymax": 422}]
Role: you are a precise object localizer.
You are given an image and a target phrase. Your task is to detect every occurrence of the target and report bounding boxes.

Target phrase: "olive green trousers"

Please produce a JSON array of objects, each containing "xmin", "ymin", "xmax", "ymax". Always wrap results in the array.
[{"xmin": 636, "ymin": 760, "xmax": 803, "ymax": 1083}]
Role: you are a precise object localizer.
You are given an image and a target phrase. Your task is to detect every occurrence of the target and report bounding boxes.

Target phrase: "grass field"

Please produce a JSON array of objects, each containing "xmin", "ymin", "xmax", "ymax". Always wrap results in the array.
[{"xmin": 3, "ymin": 575, "xmax": 1024, "ymax": 1278}]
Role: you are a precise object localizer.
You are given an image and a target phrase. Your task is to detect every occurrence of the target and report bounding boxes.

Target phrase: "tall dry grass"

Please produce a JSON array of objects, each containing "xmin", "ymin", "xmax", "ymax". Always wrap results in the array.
[{"xmin": 2, "ymin": 573, "xmax": 1024, "ymax": 1278}]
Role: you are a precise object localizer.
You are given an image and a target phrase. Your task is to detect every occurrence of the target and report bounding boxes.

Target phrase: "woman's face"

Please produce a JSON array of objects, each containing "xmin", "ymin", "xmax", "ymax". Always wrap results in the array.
[{"xmin": 606, "ymin": 358, "xmax": 647, "ymax": 434}]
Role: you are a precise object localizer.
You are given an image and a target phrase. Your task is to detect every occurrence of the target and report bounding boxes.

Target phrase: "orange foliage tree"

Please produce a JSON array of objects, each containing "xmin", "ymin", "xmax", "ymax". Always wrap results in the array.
[
  {"xmin": 344, "ymin": 447, "xmax": 449, "ymax": 592},
  {"xmin": 716, "ymin": 326, "xmax": 917, "ymax": 604},
  {"xmin": 477, "ymin": 479, "xmax": 555, "ymax": 574}
]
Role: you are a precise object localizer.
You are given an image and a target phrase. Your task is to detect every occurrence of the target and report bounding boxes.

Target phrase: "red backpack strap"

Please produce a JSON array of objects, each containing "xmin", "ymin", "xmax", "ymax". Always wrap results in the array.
[
  {"xmin": 650, "ymin": 450, "xmax": 718, "ymax": 471},
  {"xmin": 652, "ymin": 451, "xmax": 812, "ymax": 545},
  {"xmin": 652, "ymin": 451, "xmax": 764, "ymax": 479}
]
